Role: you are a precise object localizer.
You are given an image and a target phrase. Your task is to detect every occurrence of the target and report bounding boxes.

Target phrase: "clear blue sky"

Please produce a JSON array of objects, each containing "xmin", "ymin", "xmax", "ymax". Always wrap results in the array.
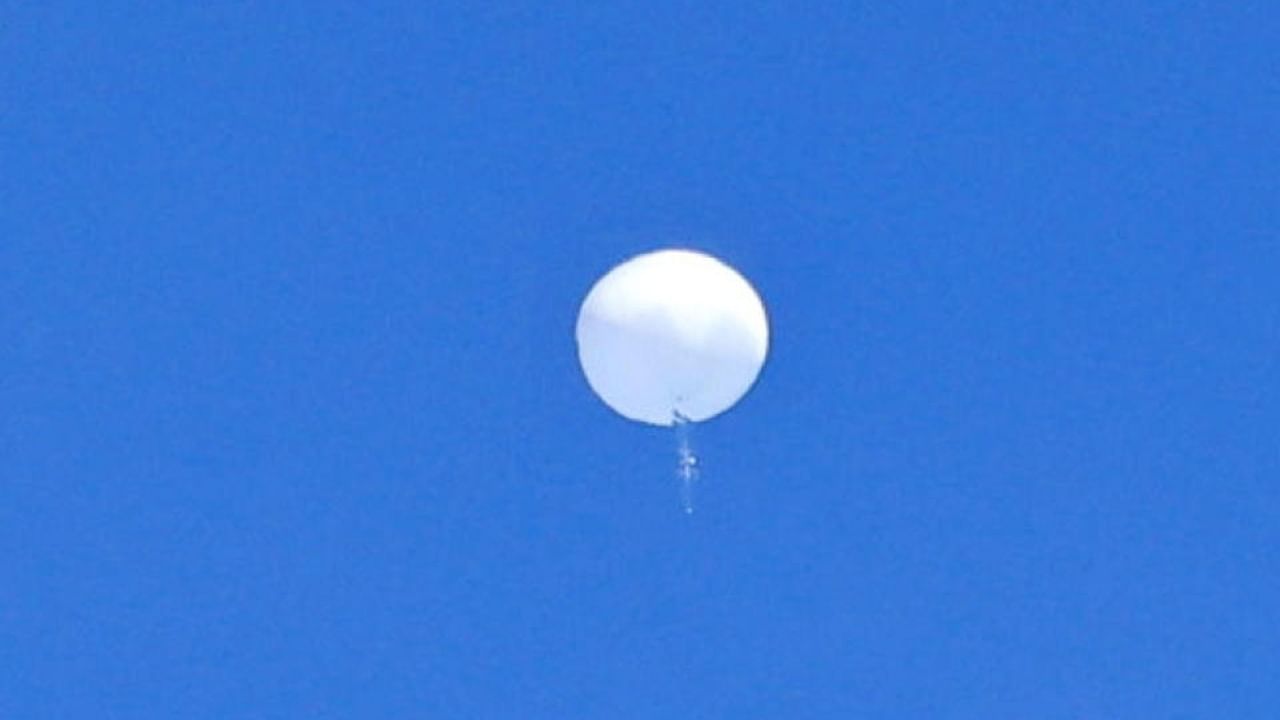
[{"xmin": 3, "ymin": 3, "xmax": 1278, "ymax": 717}]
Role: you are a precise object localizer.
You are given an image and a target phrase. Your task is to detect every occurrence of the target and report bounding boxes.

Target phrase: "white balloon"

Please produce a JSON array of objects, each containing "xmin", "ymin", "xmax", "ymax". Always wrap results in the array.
[{"xmin": 575, "ymin": 249, "xmax": 769, "ymax": 426}]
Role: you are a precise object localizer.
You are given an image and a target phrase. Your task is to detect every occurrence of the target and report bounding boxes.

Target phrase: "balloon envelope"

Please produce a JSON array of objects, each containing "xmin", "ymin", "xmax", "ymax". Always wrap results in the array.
[{"xmin": 575, "ymin": 249, "xmax": 769, "ymax": 426}]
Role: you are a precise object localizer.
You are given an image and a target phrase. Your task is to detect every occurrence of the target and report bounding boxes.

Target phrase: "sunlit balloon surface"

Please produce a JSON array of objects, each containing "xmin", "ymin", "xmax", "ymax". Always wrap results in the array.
[{"xmin": 575, "ymin": 249, "xmax": 769, "ymax": 426}]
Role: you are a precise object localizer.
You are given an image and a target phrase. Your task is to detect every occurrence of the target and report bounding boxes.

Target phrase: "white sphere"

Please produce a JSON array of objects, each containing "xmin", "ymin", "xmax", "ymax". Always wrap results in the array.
[{"xmin": 575, "ymin": 248, "xmax": 769, "ymax": 426}]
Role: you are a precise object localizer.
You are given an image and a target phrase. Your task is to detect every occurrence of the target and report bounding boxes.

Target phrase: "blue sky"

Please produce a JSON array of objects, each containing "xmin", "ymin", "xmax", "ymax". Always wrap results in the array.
[{"xmin": 3, "ymin": 2, "xmax": 1278, "ymax": 717}]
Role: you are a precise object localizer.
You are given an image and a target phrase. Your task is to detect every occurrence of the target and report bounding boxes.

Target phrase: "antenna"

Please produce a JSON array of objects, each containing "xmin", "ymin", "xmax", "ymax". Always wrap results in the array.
[{"xmin": 673, "ymin": 411, "xmax": 698, "ymax": 514}]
